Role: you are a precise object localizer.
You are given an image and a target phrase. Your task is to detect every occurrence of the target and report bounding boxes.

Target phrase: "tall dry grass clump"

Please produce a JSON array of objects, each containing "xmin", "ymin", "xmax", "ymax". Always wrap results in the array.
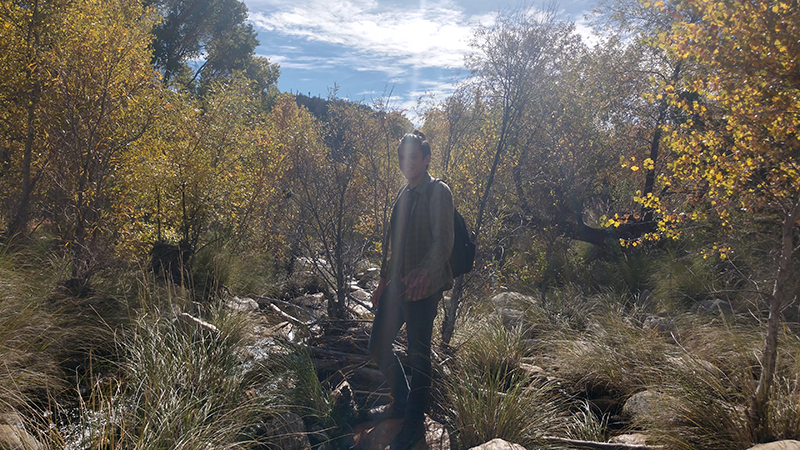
[
  {"xmin": 522, "ymin": 285, "xmax": 626, "ymax": 338},
  {"xmin": 49, "ymin": 285, "xmax": 282, "ymax": 450},
  {"xmin": 547, "ymin": 301, "xmax": 677, "ymax": 410},
  {"xmin": 255, "ymin": 343, "xmax": 338, "ymax": 442},
  {"xmin": 441, "ymin": 318, "xmax": 568, "ymax": 448},
  {"xmin": 0, "ymin": 236, "xmax": 321, "ymax": 449},
  {"xmin": 647, "ymin": 322, "xmax": 800, "ymax": 450},
  {"xmin": 0, "ymin": 245, "xmax": 68, "ymax": 415}
]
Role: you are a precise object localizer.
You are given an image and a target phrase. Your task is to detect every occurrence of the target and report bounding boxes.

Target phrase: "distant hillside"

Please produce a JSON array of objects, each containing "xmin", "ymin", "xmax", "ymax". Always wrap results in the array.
[{"xmin": 294, "ymin": 93, "xmax": 411, "ymax": 129}]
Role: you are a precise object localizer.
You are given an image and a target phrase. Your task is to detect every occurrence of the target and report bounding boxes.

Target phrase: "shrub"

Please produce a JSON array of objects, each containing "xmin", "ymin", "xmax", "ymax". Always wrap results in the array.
[
  {"xmin": 460, "ymin": 317, "xmax": 529, "ymax": 377},
  {"xmin": 565, "ymin": 400, "xmax": 610, "ymax": 442}
]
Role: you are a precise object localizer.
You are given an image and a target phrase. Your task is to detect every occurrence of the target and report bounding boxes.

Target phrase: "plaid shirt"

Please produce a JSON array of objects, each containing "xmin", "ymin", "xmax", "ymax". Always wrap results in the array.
[{"xmin": 380, "ymin": 173, "xmax": 454, "ymax": 298}]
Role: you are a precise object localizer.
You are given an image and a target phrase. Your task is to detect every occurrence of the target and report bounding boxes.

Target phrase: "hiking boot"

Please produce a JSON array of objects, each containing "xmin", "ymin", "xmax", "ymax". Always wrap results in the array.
[
  {"xmin": 387, "ymin": 419, "xmax": 425, "ymax": 450},
  {"xmin": 363, "ymin": 402, "xmax": 405, "ymax": 422}
]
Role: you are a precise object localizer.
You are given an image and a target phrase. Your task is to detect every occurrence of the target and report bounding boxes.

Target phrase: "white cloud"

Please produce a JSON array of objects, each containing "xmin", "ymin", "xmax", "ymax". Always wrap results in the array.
[
  {"xmin": 248, "ymin": 0, "xmax": 484, "ymax": 74},
  {"xmin": 247, "ymin": 0, "xmax": 601, "ymax": 124},
  {"xmin": 573, "ymin": 16, "xmax": 601, "ymax": 47},
  {"xmin": 258, "ymin": 53, "xmax": 351, "ymax": 70}
]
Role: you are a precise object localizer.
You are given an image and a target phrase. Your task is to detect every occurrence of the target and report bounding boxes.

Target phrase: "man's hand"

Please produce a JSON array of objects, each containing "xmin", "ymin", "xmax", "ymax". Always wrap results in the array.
[
  {"xmin": 402, "ymin": 267, "xmax": 430, "ymax": 302},
  {"xmin": 371, "ymin": 277, "xmax": 388, "ymax": 309}
]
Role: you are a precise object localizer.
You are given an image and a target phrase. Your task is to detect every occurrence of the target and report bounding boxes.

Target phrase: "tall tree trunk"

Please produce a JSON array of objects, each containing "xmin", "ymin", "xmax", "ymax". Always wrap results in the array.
[
  {"xmin": 642, "ymin": 62, "xmax": 681, "ymax": 223},
  {"xmin": 474, "ymin": 115, "xmax": 510, "ymax": 238},
  {"xmin": 441, "ymin": 112, "xmax": 512, "ymax": 346},
  {"xmin": 750, "ymin": 198, "xmax": 800, "ymax": 439},
  {"xmin": 5, "ymin": 0, "xmax": 42, "ymax": 241}
]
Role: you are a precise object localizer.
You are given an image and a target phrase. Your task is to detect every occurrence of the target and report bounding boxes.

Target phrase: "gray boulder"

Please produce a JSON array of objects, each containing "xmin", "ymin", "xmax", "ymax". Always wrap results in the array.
[
  {"xmin": 357, "ymin": 267, "xmax": 380, "ymax": 288},
  {"xmin": 642, "ymin": 315, "xmax": 674, "ymax": 333},
  {"xmin": 349, "ymin": 288, "xmax": 371, "ymax": 304},
  {"xmin": 623, "ymin": 390, "xmax": 678, "ymax": 424},
  {"xmin": 492, "ymin": 308, "xmax": 525, "ymax": 329},
  {"xmin": 490, "ymin": 292, "xmax": 536, "ymax": 329},
  {"xmin": 491, "ymin": 292, "xmax": 537, "ymax": 310}
]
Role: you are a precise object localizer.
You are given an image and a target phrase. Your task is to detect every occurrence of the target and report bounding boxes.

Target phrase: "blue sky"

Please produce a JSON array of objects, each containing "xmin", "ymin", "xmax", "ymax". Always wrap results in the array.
[{"xmin": 244, "ymin": 0, "xmax": 600, "ymax": 123}]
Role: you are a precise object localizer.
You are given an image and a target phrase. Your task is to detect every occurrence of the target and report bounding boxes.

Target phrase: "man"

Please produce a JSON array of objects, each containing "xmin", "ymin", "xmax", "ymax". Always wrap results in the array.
[{"xmin": 367, "ymin": 130, "xmax": 454, "ymax": 450}]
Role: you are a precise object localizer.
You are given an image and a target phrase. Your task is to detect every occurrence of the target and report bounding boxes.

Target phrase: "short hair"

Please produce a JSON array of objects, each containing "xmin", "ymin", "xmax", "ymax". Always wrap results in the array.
[{"xmin": 398, "ymin": 130, "xmax": 431, "ymax": 157}]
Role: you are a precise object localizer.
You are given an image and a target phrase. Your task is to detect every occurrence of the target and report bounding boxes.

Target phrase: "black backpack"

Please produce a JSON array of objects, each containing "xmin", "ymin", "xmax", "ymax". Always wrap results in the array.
[
  {"xmin": 451, "ymin": 208, "xmax": 475, "ymax": 278},
  {"xmin": 431, "ymin": 178, "xmax": 475, "ymax": 278}
]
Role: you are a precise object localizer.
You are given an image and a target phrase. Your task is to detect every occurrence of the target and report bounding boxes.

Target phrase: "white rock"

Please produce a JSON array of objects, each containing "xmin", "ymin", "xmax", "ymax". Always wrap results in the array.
[
  {"xmin": 748, "ymin": 441, "xmax": 800, "ymax": 450},
  {"xmin": 469, "ymin": 438, "xmax": 526, "ymax": 450},
  {"xmin": 491, "ymin": 292, "xmax": 537, "ymax": 310},
  {"xmin": 350, "ymin": 288, "xmax": 371, "ymax": 303},
  {"xmin": 610, "ymin": 433, "xmax": 649, "ymax": 445},
  {"xmin": 226, "ymin": 296, "xmax": 259, "ymax": 312}
]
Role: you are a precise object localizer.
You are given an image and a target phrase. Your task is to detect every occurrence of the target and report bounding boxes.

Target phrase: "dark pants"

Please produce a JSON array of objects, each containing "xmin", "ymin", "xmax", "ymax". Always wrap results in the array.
[{"xmin": 368, "ymin": 283, "xmax": 441, "ymax": 422}]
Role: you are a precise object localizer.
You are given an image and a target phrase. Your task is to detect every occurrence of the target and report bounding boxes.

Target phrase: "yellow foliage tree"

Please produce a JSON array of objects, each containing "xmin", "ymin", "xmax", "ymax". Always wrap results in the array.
[
  {"xmin": 40, "ymin": 0, "xmax": 160, "ymax": 279},
  {"xmin": 248, "ymin": 94, "xmax": 319, "ymax": 266},
  {"xmin": 117, "ymin": 77, "xmax": 259, "ymax": 268},
  {"xmin": 0, "ymin": 0, "xmax": 69, "ymax": 239},
  {"xmin": 660, "ymin": 0, "xmax": 800, "ymax": 438}
]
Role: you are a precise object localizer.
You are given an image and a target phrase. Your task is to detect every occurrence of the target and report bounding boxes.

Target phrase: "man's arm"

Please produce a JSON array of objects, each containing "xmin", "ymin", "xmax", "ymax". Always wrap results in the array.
[{"xmin": 371, "ymin": 277, "xmax": 388, "ymax": 308}]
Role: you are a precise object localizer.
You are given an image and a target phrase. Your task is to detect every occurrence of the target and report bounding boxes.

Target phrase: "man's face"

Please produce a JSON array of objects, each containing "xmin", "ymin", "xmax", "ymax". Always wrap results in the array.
[{"xmin": 398, "ymin": 144, "xmax": 430, "ymax": 181}]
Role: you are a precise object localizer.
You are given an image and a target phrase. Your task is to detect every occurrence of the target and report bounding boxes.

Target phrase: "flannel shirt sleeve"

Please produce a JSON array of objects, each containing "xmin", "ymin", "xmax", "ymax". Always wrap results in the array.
[
  {"xmin": 379, "ymin": 204, "xmax": 393, "ymax": 280},
  {"xmin": 379, "ymin": 187, "xmax": 403, "ymax": 280}
]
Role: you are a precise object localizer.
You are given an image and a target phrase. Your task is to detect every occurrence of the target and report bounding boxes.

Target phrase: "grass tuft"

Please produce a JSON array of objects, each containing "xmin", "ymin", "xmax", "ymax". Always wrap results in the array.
[
  {"xmin": 53, "ymin": 301, "xmax": 279, "ymax": 449},
  {"xmin": 442, "ymin": 362, "xmax": 566, "ymax": 449},
  {"xmin": 444, "ymin": 316, "xmax": 568, "ymax": 449},
  {"xmin": 565, "ymin": 400, "xmax": 610, "ymax": 442},
  {"xmin": 649, "ymin": 324, "xmax": 800, "ymax": 449},
  {"xmin": 0, "ymin": 244, "xmax": 68, "ymax": 414},
  {"xmin": 553, "ymin": 312, "xmax": 676, "ymax": 406}
]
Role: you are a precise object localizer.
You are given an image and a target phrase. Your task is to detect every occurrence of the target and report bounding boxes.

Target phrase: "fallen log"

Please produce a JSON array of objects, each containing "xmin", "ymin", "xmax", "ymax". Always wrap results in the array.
[
  {"xmin": 312, "ymin": 358, "xmax": 356, "ymax": 373},
  {"xmin": 307, "ymin": 346, "xmax": 370, "ymax": 361},
  {"xmin": 268, "ymin": 303, "xmax": 306, "ymax": 326},
  {"xmin": 254, "ymin": 295, "xmax": 321, "ymax": 322}
]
